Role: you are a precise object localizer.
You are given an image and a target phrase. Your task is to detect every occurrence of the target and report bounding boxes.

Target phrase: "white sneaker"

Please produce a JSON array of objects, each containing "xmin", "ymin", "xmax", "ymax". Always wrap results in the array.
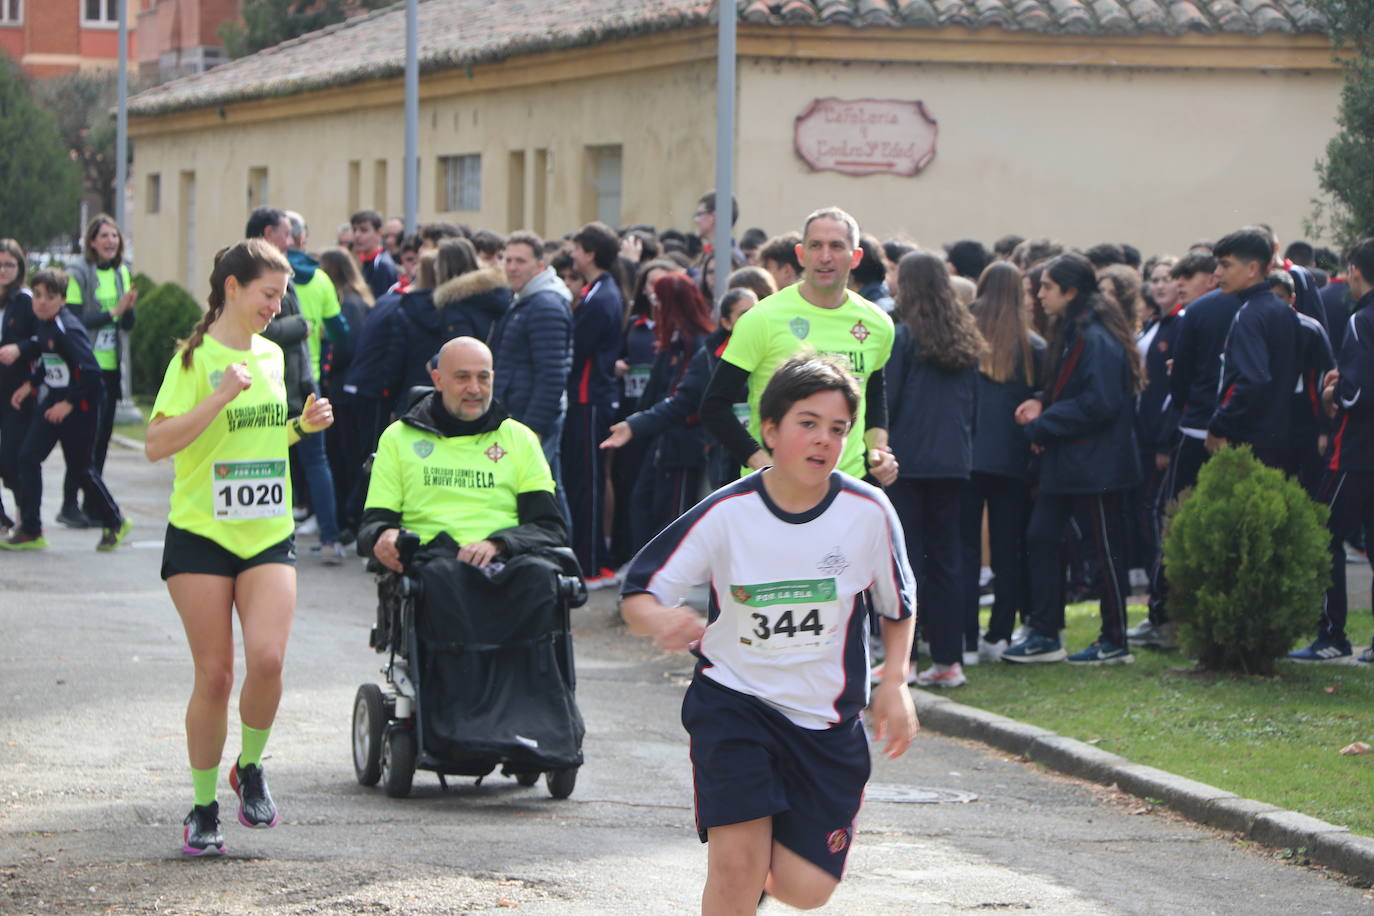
[
  {"xmin": 914, "ymin": 662, "xmax": 967, "ymax": 688},
  {"xmin": 978, "ymin": 566, "xmax": 993, "ymax": 588},
  {"xmin": 1129, "ymin": 568, "xmax": 1149, "ymax": 589},
  {"xmin": 1011, "ymin": 624, "xmax": 1030, "ymax": 644},
  {"xmin": 978, "ymin": 637, "xmax": 1009, "ymax": 663},
  {"xmin": 296, "ymin": 515, "xmax": 319, "ymax": 537},
  {"xmin": 320, "ymin": 542, "xmax": 345, "ymax": 566},
  {"xmin": 962, "ymin": 650, "xmax": 980, "ymax": 667}
]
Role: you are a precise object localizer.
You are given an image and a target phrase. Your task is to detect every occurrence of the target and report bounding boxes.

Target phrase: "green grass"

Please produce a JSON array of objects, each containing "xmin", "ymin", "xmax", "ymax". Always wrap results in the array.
[
  {"xmin": 956, "ymin": 601, "xmax": 1374, "ymax": 836},
  {"xmin": 112, "ymin": 396, "xmax": 155, "ymax": 443}
]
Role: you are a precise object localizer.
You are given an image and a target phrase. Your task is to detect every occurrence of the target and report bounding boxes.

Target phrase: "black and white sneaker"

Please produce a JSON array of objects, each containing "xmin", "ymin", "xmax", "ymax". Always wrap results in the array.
[
  {"xmin": 182, "ymin": 802, "xmax": 225, "ymax": 856},
  {"xmin": 230, "ymin": 761, "xmax": 280, "ymax": 828}
]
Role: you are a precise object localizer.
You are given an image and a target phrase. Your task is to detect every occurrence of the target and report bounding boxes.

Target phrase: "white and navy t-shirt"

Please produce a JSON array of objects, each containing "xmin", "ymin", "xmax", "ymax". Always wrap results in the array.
[{"xmin": 622, "ymin": 471, "xmax": 916, "ymax": 730}]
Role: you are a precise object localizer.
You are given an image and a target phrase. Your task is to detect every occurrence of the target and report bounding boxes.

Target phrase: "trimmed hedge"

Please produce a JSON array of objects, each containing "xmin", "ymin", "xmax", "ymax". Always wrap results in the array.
[
  {"xmin": 1163, "ymin": 445, "xmax": 1330, "ymax": 675},
  {"xmin": 130, "ymin": 280, "xmax": 202, "ymax": 397}
]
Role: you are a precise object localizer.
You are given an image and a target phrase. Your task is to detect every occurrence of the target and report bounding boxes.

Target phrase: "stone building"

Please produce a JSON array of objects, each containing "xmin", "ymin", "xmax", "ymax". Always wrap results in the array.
[{"xmin": 128, "ymin": 0, "xmax": 1338, "ymax": 289}]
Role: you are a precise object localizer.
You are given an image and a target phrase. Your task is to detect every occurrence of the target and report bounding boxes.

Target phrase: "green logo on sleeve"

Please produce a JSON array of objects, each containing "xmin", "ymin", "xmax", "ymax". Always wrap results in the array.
[
  {"xmin": 729, "ymin": 578, "xmax": 836, "ymax": 607},
  {"xmin": 208, "ymin": 369, "xmax": 224, "ymax": 389},
  {"xmin": 412, "ymin": 440, "xmax": 434, "ymax": 459}
]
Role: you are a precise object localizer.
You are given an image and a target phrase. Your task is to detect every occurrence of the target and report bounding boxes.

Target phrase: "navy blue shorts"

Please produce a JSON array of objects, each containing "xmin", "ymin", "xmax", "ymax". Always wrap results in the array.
[
  {"xmin": 160, "ymin": 523, "xmax": 296, "ymax": 581},
  {"xmin": 681, "ymin": 674, "xmax": 870, "ymax": 880}
]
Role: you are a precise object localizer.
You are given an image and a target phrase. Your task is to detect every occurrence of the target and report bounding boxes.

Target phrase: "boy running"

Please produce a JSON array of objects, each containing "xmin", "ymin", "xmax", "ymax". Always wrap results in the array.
[
  {"xmin": 1, "ymin": 268, "xmax": 131, "ymax": 550},
  {"xmin": 621, "ymin": 353, "xmax": 918, "ymax": 914}
]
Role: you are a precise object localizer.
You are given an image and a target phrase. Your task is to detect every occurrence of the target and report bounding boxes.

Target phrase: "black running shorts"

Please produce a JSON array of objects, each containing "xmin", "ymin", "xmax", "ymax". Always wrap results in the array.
[{"xmin": 160, "ymin": 523, "xmax": 297, "ymax": 581}]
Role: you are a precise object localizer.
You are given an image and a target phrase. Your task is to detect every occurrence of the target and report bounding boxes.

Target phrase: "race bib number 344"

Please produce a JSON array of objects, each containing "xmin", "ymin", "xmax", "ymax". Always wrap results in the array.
[
  {"xmin": 212, "ymin": 460, "xmax": 287, "ymax": 520},
  {"xmin": 732, "ymin": 578, "xmax": 842, "ymax": 653}
]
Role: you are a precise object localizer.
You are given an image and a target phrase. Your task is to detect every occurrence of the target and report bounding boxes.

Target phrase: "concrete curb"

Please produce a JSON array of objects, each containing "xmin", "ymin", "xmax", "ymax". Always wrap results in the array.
[
  {"xmin": 910, "ymin": 690, "xmax": 1374, "ymax": 885},
  {"xmin": 110, "ymin": 433, "xmax": 143, "ymax": 451}
]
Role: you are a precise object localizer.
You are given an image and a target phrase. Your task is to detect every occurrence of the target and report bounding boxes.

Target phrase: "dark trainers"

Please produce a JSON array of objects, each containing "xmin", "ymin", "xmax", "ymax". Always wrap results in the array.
[
  {"xmin": 1001, "ymin": 633, "xmax": 1066, "ymax": 663},
  {"xmin": 1067, "ymin": 640, "xmax": 1135, "ymax": 665},
  {"xmin": 0, "ymin": 530, "xmax": 47, "ymax": 551},
  {"xmin": 230, "ymin": 761, "xmax": 279, "ymax": 828},
  {"xmin": 182, "ymin": 801, "xmax": 225, "ymax": 856},
  {"xmin": 1287, "ymin": 637, "xmax": 1354, "ymax": 664},
  {"xmin": 96, "ymin": 517, "xmax": 133, "ymax": 551},
  {"xmin": 56, "ymin": 505, "xmax": 92, "ymax": 529}
]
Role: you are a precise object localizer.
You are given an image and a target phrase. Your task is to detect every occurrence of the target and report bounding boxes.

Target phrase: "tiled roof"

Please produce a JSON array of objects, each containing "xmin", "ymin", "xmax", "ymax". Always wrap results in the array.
[{"xmin": 129, "ymin": 0, "xmax": 1327, "ymax": 117}]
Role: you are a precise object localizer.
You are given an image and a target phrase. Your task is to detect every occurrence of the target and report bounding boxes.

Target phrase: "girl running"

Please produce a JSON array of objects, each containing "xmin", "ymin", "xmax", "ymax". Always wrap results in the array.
[{"xmin": 146, "ymin": 240, "xmax": 334, "ymax": 855}]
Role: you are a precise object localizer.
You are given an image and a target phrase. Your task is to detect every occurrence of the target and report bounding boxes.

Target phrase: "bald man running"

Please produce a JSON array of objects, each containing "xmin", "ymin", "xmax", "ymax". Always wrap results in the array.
[{"xmin": 359, "ymin": 337, "xmax": 568, "ymax": 572}]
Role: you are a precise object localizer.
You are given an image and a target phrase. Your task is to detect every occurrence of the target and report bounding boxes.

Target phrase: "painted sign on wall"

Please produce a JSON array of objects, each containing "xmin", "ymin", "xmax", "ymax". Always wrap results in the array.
[{"xmin": 794, "ymin": 98, "xmax": 938, "ymax": 177}]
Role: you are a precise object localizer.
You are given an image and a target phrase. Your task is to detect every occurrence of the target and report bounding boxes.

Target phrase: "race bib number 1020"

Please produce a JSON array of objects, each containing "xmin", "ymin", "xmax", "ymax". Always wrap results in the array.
[
  {"xmin": 731, "ymin": 578, "xmax": 842, "ymax": 653},
  {"xmin": 212, "ymin": 460, "xmax": 287, "ymax": 520}
]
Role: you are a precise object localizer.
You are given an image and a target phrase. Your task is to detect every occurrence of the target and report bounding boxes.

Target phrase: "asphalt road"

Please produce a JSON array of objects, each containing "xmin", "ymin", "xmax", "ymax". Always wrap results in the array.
[{"xmin": 1, "ymin": 441, "xmax": 1371, "ymax": 914}]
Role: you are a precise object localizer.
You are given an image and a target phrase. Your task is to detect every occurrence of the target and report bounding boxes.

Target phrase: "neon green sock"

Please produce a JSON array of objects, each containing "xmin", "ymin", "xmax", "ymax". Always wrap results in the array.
[
  {"xmin": 191, "ymin": 766, "xmax": 219, "ymax": 807},
  {"xmin": 239, "ymin": 724, "xmax": 272, "ymax": 768}
]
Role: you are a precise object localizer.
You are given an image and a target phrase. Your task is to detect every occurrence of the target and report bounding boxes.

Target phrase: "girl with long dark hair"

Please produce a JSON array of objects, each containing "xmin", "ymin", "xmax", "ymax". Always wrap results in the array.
[
  {"xmin": 881, "ymin": 251, "xmax": 986, "ymax": 687},
  {"xmin": 960, "ymin": 262, "xmax": 1045, "ymax": 661},
  {"xmin": 1004, "ymin": 252, "xmax": 1144, "ymax": 665},
  {"xmin": 0, "ymin": 238, "xmax": 33, "ymax": 535}
]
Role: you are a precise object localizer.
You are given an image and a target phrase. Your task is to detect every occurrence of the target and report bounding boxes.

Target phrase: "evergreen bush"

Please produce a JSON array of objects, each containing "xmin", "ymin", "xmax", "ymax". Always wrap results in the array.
[
  {"xmin": 1163, "ymin": 446, "xmax": 1330, "ymax": 675},
  {"xmin": 130, "ymin": 281, "xmax": 202, "ymax": 397}
]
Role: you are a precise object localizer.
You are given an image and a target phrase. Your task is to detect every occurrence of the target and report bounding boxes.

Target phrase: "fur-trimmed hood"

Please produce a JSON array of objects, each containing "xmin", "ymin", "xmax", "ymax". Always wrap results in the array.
[{"xmin": 433, "ymin": 266, "xmax": 510, "ymax": 309}]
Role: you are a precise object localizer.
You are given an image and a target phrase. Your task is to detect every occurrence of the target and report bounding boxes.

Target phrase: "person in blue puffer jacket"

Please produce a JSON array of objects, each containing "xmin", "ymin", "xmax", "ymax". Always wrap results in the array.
[{"xmin": 1004, "ymin": 252, "xmax": 1144, "ymax": 667}]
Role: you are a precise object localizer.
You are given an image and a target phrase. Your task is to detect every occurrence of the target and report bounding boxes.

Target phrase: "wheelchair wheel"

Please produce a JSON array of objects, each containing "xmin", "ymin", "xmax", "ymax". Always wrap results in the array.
[
  {"xmin": 515, "ymin": 771, "xmax": 540, "ymax": 787},
  {"xmin": 352, "ymin": 684, "xmax": 386, "ymax": 786},
  {"xmin": 381, "ymin": 727, "xmax": 417, "ymax": 798},
  {"xmin": 546, "ymin": 766, "xmax": 577, "ymax": 799}
]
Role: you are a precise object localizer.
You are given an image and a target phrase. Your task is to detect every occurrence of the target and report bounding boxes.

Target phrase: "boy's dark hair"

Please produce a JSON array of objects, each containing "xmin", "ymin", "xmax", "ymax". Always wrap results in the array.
[
  {"xmin": 350, "ymin": 209, "xmax": 383, "ymax": 231},
  {"xmin": 698, "ymin": 190, "xmax": 739, "ymax": 227},
  {"xmin": 470, "ymin": 229, "xmax": 506, "ymax": 258},
  {"xmin": 420, "ymin": 221, "xmax": 467, "ymax": 245},
  {"xmin": 945, "ymin": 239, "xmax": 990, "ymax": 279},
  {"xmin": 625, "ymin": 228, "xmax": 661, "ymax": 262},
  {"xmin": 399, "ymin": 233, "xmax": 423, "ymax": 256},
  {"xmin": 852, "ymin": 234, "xmax": 888, "ymax": 286},
  {"xmin": 1347, "ymin": 238, "xmax": 1374, "ymax": 284},
  {"xmin": 992, "ymin": 234, "xmax": 1023, "ymax": 260},
  {"xmin": 29, "ymin": 267, "xmax": 68, "ymax": 298},
  {"xmin": 1120, "ymin": 244, "xmax": 1142, "ymax": 269},
  {"xmin": 718, "ymin": 288, "xmax": 758, "ymax": 323},
  {"xmin": 1283, "ymin": 240, "xmax": 1315, "ymax": 267},
  {"xmin": 740, "ymin": 227, "xmax": 768, "ymax": 252},
  {"xmin": 245, "ymin": 206, "xmax": 285, "ymax": 240},
  {"xmin": 884, "ymin": 238, "xmax": 917, "ymax": 267},
  {"xmin": 759, "ymin": 232, "xmax": 801, "ymax": 272},
  {"xmin": 572, "ymin": 221, "xmax": 620, "ymax": 271},
  {"xmin": 1267, "ymin": 268, "xmax": 1295, "ymax": 298},
  {"xmin": 1085, "ymin": 242, "xmax": 1125, "ymax": 270},
  {"xmin": 758, "ymin": 353, "xmax": 861, "ymax": 431},
  {"xmin": 1171, "ymin": 251, "xmax": 1217, "ymax": 279},
  {"xmin": 550, "ymin": 250, "xmax": 575, "ymax": 275},
  {"xmin": 1213, "ymin": 229, "xmax": 1273, "ymax": 267},
  {"xmin": 660, "ymin": 228, "xmax": 687, "ymax": 246},
  {"xmin": 1314, "ymin": 245, "xmax": 1340, "ymax": 274}
]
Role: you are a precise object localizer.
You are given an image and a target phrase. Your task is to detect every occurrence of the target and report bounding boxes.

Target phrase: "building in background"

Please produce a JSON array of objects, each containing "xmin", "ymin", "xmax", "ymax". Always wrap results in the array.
[
  {"xmin": 127, "ymin": 0, "xmax": 1339, "ymax": 289},
  {"xmin": 136, "ymin": 0, "xmax": 237, "ymax": 82},
  {"xmin": 0, "ymin": 0, "xmax": 135, "ymax": 77}
]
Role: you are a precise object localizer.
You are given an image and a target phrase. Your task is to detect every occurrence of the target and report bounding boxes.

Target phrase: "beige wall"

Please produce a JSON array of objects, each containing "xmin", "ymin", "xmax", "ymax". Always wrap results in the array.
[
  {"xmin": 131, "ymin": 60, "xmax": 716, "ymax": 287},
  {"xmin": 736, "ymin": 57, "xmax": 1342, "ymax": 258}
]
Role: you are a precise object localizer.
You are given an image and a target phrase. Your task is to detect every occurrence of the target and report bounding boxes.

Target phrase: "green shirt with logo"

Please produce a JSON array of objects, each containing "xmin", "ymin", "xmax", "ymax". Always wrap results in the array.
[
  {"xmin": 294, "ymin": 270, "xmax": 341, "ymax": 382},
  {"xmin": 720, "ymin": 283, "xmax": 895, "ymax": 478},
  {"xmin": 365, "ymin": 414, "xmax": 555, "ymax": 546},
  {"xmin": 66, "ymin": 264, "xmax": 133, "ymax": 371},
  {"xmin": 151, "ymin": 335, "xmax": 294, "ymax": 558}
]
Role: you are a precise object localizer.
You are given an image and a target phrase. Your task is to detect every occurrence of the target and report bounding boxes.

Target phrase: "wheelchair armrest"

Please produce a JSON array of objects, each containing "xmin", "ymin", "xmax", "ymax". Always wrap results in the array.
[{"xmin": 543, "ymin": 546, "xmax": 584, "ymax": 581}]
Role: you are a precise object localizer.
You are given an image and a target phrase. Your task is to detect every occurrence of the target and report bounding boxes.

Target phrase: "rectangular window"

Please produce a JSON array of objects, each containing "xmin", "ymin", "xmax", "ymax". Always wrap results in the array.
[
  {"xmin": 373, "ymin": 159, "xmax": 388, "ymax": 214},
  {"xmin": 347, "ymin": 160, "xmax": 361, "ymax": 213},
  {"xmin": 438, "ymin": 154, "xmax": 481, "ymax": 212},
  {"xmin": 82, "ymin": 0, "xmax": 117, "ymax": 25},
  {"xmin": 584, "ymin": 144, "xmax": 622, "ymax": 228},
  {"xmin": 507, "ymin": 151, "xmax": 525, "ymax": 230},
  {"xmin": 247, "ymin": 166, "xmax": 268, "ymax": 212},
  {"xmin": 1, "ymin": 1, "xmax": 22, "ymax": 25},
  {"xmin": 532, "ymin": 148, "xmax": 548, "ymax": 237},
  {"xmin": 146, "ymin": 173, "xmax": 160, "ymax": 214}
]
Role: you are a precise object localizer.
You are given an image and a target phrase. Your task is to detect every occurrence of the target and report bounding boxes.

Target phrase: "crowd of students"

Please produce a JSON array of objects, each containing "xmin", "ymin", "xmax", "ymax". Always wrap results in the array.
[{"xmin": 3, "ymin": 203, "xmax": 1372, "ymax": 685}]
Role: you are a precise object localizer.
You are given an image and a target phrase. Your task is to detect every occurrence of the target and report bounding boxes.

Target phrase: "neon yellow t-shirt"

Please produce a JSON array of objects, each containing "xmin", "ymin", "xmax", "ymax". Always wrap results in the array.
[
  {"xmin": 365, "ymin": 410, "xmax": 554, "ymax": 546},
  {"xmin": 66, "ymin": 264, "xmax": 133, "ymax": 371},
  {"xmin": 721, "ymin": 283, "xmax": 895, "ymax": 478},
  {"xmin": 295, "ymin": 271, "xmax": 341, "ymax": 382},
  {"xmin": 151, "ymin": 334, "xmax": 294, "ymax": 558}
]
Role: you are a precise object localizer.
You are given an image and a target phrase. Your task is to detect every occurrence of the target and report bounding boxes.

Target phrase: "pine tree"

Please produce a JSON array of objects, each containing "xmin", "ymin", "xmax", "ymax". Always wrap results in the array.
[
  {"xmin": 1312, "ymin": 1, "xmax": 1374, "ymax": 245},
  {"xmin": 0, "ymin": 57, "xmax": 83, "ymax": 248}
]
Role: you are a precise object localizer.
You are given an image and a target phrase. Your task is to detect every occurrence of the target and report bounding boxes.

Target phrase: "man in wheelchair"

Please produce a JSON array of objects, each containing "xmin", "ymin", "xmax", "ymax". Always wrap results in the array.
[{"xmin": 358, "ymin": 336, "xmax": 567, "ymax": 570}]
